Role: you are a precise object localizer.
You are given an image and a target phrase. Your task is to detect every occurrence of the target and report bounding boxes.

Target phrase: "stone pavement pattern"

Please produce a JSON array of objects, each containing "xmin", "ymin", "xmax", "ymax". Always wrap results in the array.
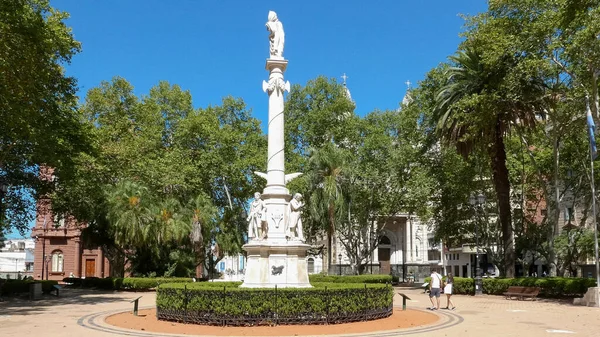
[{"xmin": 1, "ymin": 287, "xmax": 599, "ymax": 337}]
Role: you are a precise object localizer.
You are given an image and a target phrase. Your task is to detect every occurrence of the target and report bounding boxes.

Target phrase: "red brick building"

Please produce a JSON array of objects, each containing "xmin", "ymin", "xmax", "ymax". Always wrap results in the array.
[{"xmin": 30, "ymin": 169, "xmax": 110, "ymax": 281}]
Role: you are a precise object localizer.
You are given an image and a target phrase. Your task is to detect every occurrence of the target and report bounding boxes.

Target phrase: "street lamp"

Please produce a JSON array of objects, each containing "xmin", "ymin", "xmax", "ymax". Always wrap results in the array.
[
  {"xmin": 0, "ymin": 181, "xmax": 7, "ymax": 222},
  {"xmin": 45, "ymin": 254, "xmax": 51, "ymax": 280},
  {"xmin": 338, "ymin": 253, "xmax": 342, "ymax": 276},
  {"xmin": 469, "ymin": 192, "xmax": 485, "ymax": 296}
]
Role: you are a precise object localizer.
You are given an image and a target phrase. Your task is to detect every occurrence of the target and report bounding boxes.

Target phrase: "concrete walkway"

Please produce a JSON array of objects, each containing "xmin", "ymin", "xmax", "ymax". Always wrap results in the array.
[{"xmin": 1, "ymin": 287, "xmax": 599, "ymax": 336}]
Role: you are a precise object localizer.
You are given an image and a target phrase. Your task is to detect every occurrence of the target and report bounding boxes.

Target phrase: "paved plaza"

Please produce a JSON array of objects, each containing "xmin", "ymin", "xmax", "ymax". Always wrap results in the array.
[{"xmin": 0, "ymin": 287, "xmax": 599, "ymax": 337}]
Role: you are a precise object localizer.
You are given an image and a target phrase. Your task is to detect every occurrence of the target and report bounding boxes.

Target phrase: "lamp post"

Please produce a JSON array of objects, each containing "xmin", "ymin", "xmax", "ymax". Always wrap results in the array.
[
  {"xmin": 469, "ymin": 193, "xmax": 485, "ymax": 296},
  {"xmin": 0, "ymin": 181, "xmax": 7, "ymax": 224},
  {"xmin": 45, "ymin": 254, "xmax": 51, "ymax": 280},
  {"xmin": 338, "ymin": 253, "xmax": 342, "ymax": 276}
]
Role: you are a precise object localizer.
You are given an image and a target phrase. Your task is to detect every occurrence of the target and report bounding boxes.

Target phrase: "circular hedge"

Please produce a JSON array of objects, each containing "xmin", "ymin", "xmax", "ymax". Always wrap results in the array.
[{"xmin": 156, "ymin": 282, "xmax": 394, "ymax": 326}]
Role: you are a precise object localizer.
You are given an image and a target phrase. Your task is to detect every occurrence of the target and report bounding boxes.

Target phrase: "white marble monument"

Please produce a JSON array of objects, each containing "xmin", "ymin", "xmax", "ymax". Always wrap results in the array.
[{"xmin": 241, "ymin": 11, "xmax": 311, "ymax": 288}]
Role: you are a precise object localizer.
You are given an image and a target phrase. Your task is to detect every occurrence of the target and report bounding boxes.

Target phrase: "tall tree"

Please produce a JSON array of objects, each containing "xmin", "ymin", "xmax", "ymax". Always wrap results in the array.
[
  {"xmin": 434, "ymin": 45, "xmax": 543, "ymax": 277},
  {"xmin": 306, "ymin": 143, "xmax": 349, "ymax": 273},
  {"xmin": 54, "ymin": 77, "xmax": 266, "ymax": 276},
  {"xmin": 284, "ymin": 76, "xmax": 356, "ymax": 171},
  {"xmin": 457, "ymin": 0, "xmax": 600, "ymax": 277},
  {"xmin": 0, "ymin": 0, "xmax": 90, "ymax": 234}
]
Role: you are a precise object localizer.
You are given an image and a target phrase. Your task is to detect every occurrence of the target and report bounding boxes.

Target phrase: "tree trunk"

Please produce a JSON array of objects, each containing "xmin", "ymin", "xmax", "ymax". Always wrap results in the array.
[
  {"xmin": 549, "ymin": 136, "xmax": 560, "ymax": 276},
  {"xmin": 195, "ymin": 243, "xmax": 205, "ymax": 278},
  {"xmin": 489, "ymin": 122, "xmax": 515, "ymax": 278},
  {"xmin": 327, "ymin": 204, "xmax": 334, "ymax": 274},
  {"xmin": 327, "ymin": 231, "xmax": 332, "ymax": 274},
  {"xmin": 106, "ymin": 247, "xmax": 125, "ymax": 278}
]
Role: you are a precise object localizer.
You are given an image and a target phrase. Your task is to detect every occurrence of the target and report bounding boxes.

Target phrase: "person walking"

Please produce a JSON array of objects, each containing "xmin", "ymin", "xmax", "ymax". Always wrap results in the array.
[
  {"xmin": 444, "ymin": 273, "xmax": 456, "ymax": 310},
  {"xmin": 428, "ymin": 269, "xmax": 443, "ymax": 310}
]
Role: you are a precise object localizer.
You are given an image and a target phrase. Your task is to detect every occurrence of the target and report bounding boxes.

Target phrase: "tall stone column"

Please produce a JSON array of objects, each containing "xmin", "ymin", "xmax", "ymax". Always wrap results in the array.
[
  {"xmin": 241, "ymin": 11, "xmax": 310, "ymax": 288},
  {"xmin": 260, "ymin": 59, "xmax": 292, "ymax": 243},
  {"xmin": 262, "ymin": 59, "xmax": 290, "ymax": 196}
]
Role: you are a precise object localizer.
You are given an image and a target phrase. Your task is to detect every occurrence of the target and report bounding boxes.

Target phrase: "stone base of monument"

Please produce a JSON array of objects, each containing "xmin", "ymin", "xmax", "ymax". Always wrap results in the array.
[
  {"xmin": 573, "ymin": 286, "xmax": 599, "ymax": 307},
  {"xmin": 241, "ymin": 241, "xmax": 312, "ymax": 288}
]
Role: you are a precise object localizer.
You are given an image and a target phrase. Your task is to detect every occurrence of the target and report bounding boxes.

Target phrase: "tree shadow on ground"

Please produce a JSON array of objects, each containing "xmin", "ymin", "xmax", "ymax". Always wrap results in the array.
[{"xmin": 0, "ymin": 288, "xmax": 143, "ymax": 316}]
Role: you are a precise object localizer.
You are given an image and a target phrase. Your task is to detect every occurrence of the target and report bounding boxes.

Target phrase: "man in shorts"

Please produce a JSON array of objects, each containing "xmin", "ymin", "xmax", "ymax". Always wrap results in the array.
[{"xmin": 428, "ymin": 269, "xmax": 443, "ymax": 310}]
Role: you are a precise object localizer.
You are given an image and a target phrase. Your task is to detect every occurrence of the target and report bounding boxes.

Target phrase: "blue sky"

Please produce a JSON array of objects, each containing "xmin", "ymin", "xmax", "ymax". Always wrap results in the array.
[
  {"xmin": 55, "ymin": 0, "xmax": 487, "ymax": 118},
  {"xmin": 7, "ymin": 0, "xmax": 488, "ymax": 239}
]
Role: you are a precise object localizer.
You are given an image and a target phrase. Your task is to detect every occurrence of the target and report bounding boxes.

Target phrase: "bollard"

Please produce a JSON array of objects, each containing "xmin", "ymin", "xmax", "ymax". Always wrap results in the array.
[
  {"xmin": 397, "ymin": 292, "xmax": 411, "ymax": 311},
  {"xmin": 130, "ymin": 296, "xmax": 143, "ymax": 316}
]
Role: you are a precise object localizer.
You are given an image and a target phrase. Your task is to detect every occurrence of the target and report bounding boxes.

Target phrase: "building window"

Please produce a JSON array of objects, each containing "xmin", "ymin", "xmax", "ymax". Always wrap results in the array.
[
  {"xmin": 379, "ymin": 236, "xmax": 391, "ymax": 245},
  {"xmin": 308, "ymin": 258, "xmax": 315, "ymax": 274},
  {"xmin": 564, "ymin": 207, "xmax": 574, "ymax": 222},
  {"xmin": 51, "ymin": 251, "xmax": 64, "ymax": 273},
  {"xmin": 53, "ymin": 214, "xmax": 65, "ymax": 228}
]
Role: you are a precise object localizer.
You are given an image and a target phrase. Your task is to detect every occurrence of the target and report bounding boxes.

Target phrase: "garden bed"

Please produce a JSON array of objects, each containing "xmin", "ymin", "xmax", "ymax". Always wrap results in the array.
[{"xmin": 156, "ymin": 282, "xmax": 394, "ymax": 326}]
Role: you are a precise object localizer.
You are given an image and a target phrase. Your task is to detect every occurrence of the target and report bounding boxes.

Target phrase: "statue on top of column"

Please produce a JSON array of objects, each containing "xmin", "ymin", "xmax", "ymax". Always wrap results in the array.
[{"xmin": 266, "ymin": 11, "xmax": 285, "ymax": 59}]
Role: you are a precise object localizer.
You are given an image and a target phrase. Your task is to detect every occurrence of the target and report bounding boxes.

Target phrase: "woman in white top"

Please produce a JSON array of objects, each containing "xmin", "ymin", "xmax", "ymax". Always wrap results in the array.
[{"xmin": 444, "ymin": 273, "xmax": 456, "ymax": 310}]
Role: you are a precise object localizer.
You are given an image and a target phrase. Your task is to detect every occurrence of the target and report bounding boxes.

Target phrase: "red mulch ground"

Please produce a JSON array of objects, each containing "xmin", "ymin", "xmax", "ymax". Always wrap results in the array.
[{"xmin": 105, "ymin": 308, "xmax": 439, "ymax": 336}]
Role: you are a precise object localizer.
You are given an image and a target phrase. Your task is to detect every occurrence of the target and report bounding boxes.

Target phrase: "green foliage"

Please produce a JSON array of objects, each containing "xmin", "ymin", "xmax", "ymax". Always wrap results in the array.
[
  {"xmin": 53, "ymin": 77, "xmax": 267, "ymax": 277},
  {"xmin": 156, "ymin": 282, "xmax": 393, "ymax": 324},
  {"xmin": 308, "ymin": 274, "xmax": 392, "ymax": 284},
  {"xmin": 0, "ymin": 279, "xmax": 58, "ymax": 295},
  {"xmin": 122, "ymin": 277, "xmax": 193, "ymax": 290},
  {"xmin": 554, "ymin": 228, "xmax": 596, "ymax": 277},
  {"xmin": 424, "ymin": 276, "xmax": 475, "ymax": 295},
  {"xmin": 284, "ymin": 76, "xmax": 356, "ymax": 164},
  {"xmin": 0, "ymin": 0, "xmax": 91, "ymax": 234},
  {"xmin": 424, "ymin": 276, "xmax": 596, "ymax": 297},
  {"xmin": 61, "ymin": 277, "xmax": 194, "ymax": 290},
  {"xmin": 288, "ymin": 77, "xmax": 434, "ymax": 274},
  {"xmin": 63, "ymin": 277, "xmax": 120, "ymax": 290}
]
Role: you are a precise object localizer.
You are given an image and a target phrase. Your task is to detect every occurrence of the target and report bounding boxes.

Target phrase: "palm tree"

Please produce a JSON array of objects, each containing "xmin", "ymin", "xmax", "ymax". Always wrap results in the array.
[
  {"xmin": 153, "ymin": 197, "xmax": 190, "ymax": 245},
  {"xmin": 185, "ymin": 193, "xmax": 218, "ymax": 278},
  {"xmin": 434, "ymin": 47, "xmax": 539, "ymax": 278},
  {"xmin": 307, "ymin": 143, "xmax": 349, "ymax": 273},
  {"xmin": 107, "ymin": 180, "xmax": 156, "ymax": 248},
  {"xmin": 107, "ymin": 180, "xmax": 191, "ymax": 251}
]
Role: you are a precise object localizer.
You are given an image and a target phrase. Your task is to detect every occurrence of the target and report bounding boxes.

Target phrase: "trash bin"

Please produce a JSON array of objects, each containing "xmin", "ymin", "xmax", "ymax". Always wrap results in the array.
[{"xmin": 29, "ymin": 282, "xmax": 42, "ymax": 300}]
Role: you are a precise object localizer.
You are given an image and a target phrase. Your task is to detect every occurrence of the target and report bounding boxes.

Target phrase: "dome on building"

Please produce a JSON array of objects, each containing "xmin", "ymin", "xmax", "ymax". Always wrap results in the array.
[
  {"xmin": 341, "ymin": 73, "xmax": 353, "ymax": 102},
  {"xmin": 337, "ymin": 73, "xmax": 353, "ymax": 121},
  {"xmin": 400, "ymin": 80, "xmax": 413, "ymax": 108}
]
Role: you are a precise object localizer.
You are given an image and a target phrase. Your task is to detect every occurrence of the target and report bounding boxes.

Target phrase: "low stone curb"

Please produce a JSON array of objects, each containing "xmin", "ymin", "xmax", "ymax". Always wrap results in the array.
[{"xmin": 77, "ymin": 305, "xmax": 463, "ymax": 337}]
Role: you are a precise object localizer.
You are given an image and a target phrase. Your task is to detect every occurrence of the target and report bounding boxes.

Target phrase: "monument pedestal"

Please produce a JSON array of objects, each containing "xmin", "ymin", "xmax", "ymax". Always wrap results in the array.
[
  {"xmin": 241, "ymin": 241, "xmax": 311, "ymax": 288},
  {"xmin": 573, "ymin": 286, "xmax": 600, "ymax": 307}
]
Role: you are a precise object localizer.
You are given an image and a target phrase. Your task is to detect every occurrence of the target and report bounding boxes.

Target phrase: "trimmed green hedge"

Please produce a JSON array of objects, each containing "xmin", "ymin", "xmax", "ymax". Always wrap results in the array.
[
  {"xmin": 423, "ymin": 276, "xmax": 597, "ymax": 297},
  {"xmin": 122, "ymin": 277, "xmax": 192, "ymax": 290},
  {"xmin": 0, "ymin": 279, "xmax": 58, "ymax": 296},
  {"xmin": 58, "ymin": 275, "xmax": 392, "ymax": 292},
  {"xmin": 308, "ymin": 274, "xmax": 392, "ymax": 284},
  {"xmin": 156, "ymin": 281, "xmax": 394, "ymax": 326},
  {"xmin": 62, "ymin": 277, "xmax": 194, "ymax": 290},
  {"xmin": 59, "ymin": 275, "xmax": 393, "ymax": 292}
]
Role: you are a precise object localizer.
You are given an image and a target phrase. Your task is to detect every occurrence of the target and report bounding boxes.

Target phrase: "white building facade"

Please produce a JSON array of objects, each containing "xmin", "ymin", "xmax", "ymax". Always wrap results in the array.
[
  {"xmin": 325, "ymin": 214, "xmax": 440, "ymax": 281},
  {"xmin": 0, "ymin": 239, "xmax": 35, "ymax": 279}
]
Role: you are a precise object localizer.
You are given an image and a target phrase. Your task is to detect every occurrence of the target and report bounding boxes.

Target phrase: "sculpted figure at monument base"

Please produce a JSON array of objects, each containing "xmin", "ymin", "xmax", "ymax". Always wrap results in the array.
[
  {"xmin": 247, "ymin": 192, "xmax": 266, "ymax": 240},
  {"xmin": 286, "ymin": 193, "xmax": 305, "ymax": 241}
]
